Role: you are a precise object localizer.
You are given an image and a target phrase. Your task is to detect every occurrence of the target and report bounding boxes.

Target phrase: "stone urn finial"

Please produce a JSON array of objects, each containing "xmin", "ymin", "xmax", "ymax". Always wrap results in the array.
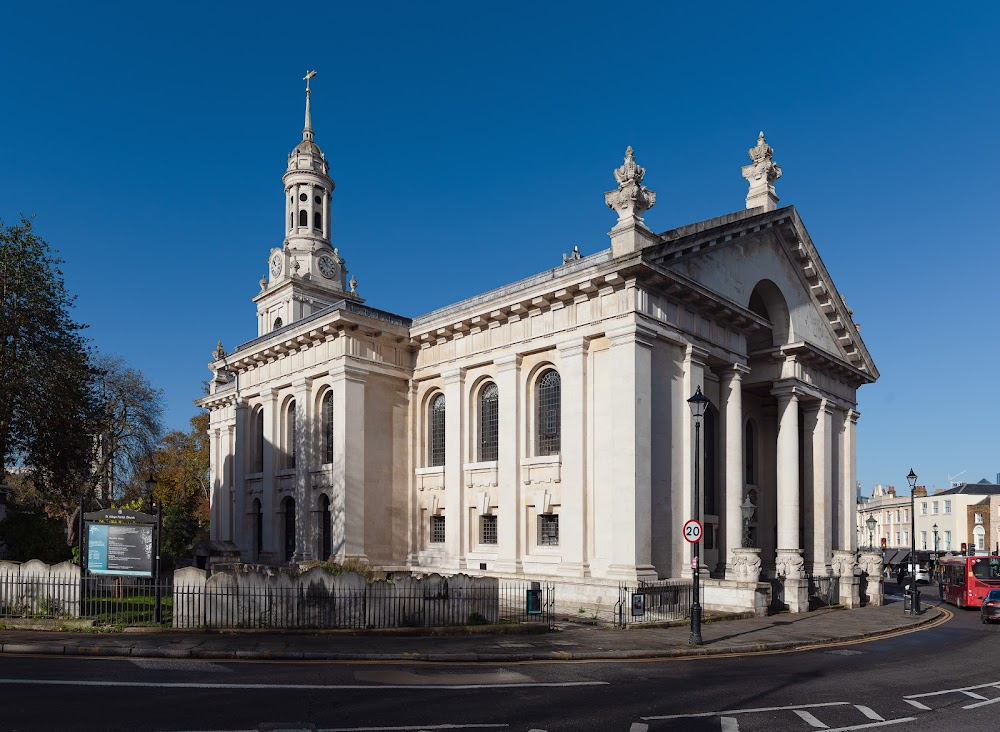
[
  {"xmin": 605, "ymin": 146, "xmax": 656, "ymax": 223},
  {"xmin": 741, "ymin": 131, "xmax": 782, "ymax": 211}
]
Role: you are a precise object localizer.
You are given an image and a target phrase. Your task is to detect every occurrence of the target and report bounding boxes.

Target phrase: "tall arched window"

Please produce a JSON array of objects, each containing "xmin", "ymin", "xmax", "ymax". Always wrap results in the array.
[
  {"xmin": 322, "ymin": 391, "xmax": 334, "ymax": 464},
  {"xmin": 314, "ymin": 211, "xmax": 323, "ymax": 230},
  {"xmin": 253, "ymin": 498, "xmax": 263, "ymax": 561},
  {"xmin": 479, "ymin": 382, "xmax": 498, "ymax": 461},
  {"xmin": 273, "ymin": 317, "xmax": 283, "ymax": 330},
  {"xmin": 429, "ymin": 393, "xmax": 446, "ymax": 467},
  {"xmin": 319, "ymin": 494, "xmax": 331, "ymax": 560},
  {"xmin": 744, "ymin": 421, "xmax": 757, "ymax": 485},
  {"xmin": 282, "ymin": 497, "xmax": 296, "ymax": 562},
  {"xmin": 536, "ymin": 369, "xmax": 561, "ymax": 456},
  {"xmin": 298, "ymin": 209, "xmax": 308, "ymax": 227},
  {"xmin": 286, "ymin": 399, "xmax": 297, "ymax": 470},
  {"xmin": 251, "ymin": 408, "xmax": 264, "ymax": 473},
  {"xmin": 703, "ymin": 408, "xmax": 717, "ymax": 516},
  {"xmin": 289, "ymin": 212, "xmax": 294, "ymax": 229}
]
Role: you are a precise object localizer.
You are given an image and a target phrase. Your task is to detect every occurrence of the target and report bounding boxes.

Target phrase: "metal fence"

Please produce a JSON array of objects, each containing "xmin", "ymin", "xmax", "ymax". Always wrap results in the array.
[
  {"xmin": 0, "ymin": 574, "xmax": 555, "ymax": 631},
  {"xmin": 615, "ymin": 580, "xmax": 696, "ymax": 628},
  {"xmin": 808, "ymin": 574, "xmax": 841, "ymax": 609}
]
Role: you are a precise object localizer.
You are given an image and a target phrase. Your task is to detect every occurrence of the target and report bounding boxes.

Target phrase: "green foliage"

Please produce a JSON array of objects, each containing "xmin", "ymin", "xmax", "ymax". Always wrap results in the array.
[
  {"xmin": 466, "ymin": 612, "xmax": 489, "ymax": 625},
  {"xmin": 0, "ymin": 503, "xmax": 72, "ymax": 564}
]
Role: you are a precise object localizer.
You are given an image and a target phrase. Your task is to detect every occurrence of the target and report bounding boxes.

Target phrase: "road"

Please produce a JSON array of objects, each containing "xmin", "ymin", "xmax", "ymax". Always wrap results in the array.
[{"xmin": 2, "ymin": 586, "xmax": 999, "ymax": 732}]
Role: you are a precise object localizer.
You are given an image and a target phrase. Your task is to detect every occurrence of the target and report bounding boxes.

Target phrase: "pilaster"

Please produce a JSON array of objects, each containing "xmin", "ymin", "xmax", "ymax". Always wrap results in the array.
[
  {"xmin": 292, "ymin": 376, "xmax": 313, "ymax": 562},
  {"xmin": 804, "ymin": 399, "xmax": 833, "ymax": 576},
  {"xmin": 443, "ymin": 367, "xmax": 466, "ymax": 569},
  {"xmin": 841, "ymin": 408, "xmax": 859, "ymax": 551},
  {"xmin": 556, "ymin": 337, "xmax": 590, "ymax": 578},
  {"xmin": 331, "ymin": 364, "xmax": 368, "ymax": 560},
  {"xmin": 260, "ymin": 390, "xmax": 278, "ymax": 561},
  {"xmin": 493, "ymin": 354, "xmax": 522, "ymax": 574},
  {"xmin": 681, "ymin": 344, "xmax": 709, "ymax": 580}
]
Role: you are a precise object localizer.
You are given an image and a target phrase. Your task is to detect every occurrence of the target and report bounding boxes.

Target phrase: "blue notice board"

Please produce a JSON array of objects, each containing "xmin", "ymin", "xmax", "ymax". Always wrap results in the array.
[{"xmin": 87, "ymin": 522, "xmax": 153, "ymax": 577}]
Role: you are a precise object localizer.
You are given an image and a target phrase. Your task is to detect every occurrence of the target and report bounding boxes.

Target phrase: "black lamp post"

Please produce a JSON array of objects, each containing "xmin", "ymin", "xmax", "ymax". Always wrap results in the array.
[
  {"xmin": 144, "ymin": 474, "xmax": 162, "ymax": 625},
  {"xmin": 687, "ymin": 386, "xmax": 709, "ymax": 645},
  {"xmin": 866, "ymin": 514, "xmax": 876, "ymax": 550},
  {"xmin": 741, "ymin": 496, "xmax": 755, "ymax": 548},
  {"xmin": 932, "ymin": 523, "xmax": 939, "ymax": 555},
  {"xmin": 907, "ymin": 468, "xmax": 919, "ymax": 615}
]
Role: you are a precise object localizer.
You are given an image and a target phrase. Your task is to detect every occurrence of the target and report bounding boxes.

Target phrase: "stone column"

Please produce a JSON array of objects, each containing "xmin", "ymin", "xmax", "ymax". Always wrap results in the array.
[
  {"xmin": 260, "ymin": 390, "xmax": 277, "ymax": 561},
  {"xmin": 773, "ymin": 385, "xmax": 807, "ymax": 611},
  {"xmin": 682, "ymin": 345, "xmax": 709, "ymax": 580},
  {"xmin": 225, "ymin": 422, "xmax": 237, "ymax": 544},
  {"xmin": 606, "ymin": 325, "xmax": 656, "ymax": 581},
  {"xmin": 443, "ymin": 367, "xmax": 466, "ymax": 570},
  {"xmin": 209, "ymin": 426, "xmax": 222, "ymax": 541},
  {"xmin": 804, "ymin": 399, "xmax": 833, "ymax": 576},
  {"xmin": 721, "ymin": 365, "xmax": 748, "ymax": 579},
  {"xmin": 841, "ymin": 408, "xmax": 859, "ymax": 551},
  {"xmin": 292, "ymin": 377, "xmax": 313, "ymax": 562},
  {"xmin": 331, "ymin": 365, "xmax": 367, "ymax": 560},
  {"xmin": 494, "ymin": 354, "xmax": 522, "ymax": 574},
  {"xmin": 557, "ymin": 337, "xmax": 589, "ymax": 577},
  {"xmin": 858, "ymin": 549, "xmax": 884, "ymax": 606},
  {"xmin": 831, "ymin": 549, "xmax": 859, "ymax": 608}
]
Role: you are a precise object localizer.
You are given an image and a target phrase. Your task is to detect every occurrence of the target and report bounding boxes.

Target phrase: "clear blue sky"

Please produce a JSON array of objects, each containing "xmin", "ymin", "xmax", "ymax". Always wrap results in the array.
[{"xmin": 1, "ymin": 3, "xmax": 996, "ymax": 494}]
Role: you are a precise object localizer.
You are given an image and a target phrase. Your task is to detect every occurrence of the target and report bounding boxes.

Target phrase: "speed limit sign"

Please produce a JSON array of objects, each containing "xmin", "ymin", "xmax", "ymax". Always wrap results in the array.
[{"xmin": 683, "ymin": 519, "xmax": 703, "ymax": 544}]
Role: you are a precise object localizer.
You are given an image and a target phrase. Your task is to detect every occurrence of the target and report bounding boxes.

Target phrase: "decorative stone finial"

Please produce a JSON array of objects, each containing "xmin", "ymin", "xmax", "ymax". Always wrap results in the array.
[
  {"xmin": 212, "ymin": 340, "xmax": 227, "ymax": 362},
  {"xmin": 605, "ymin": 146, "xmax": 656, "ymax": 223},
  {"xmin": 741, "ymin": 131, "xmax": 782, "ymax": 211},
  {"xmin": 349, "ymin": 275, "xmax": 358, "ymax": 294}
]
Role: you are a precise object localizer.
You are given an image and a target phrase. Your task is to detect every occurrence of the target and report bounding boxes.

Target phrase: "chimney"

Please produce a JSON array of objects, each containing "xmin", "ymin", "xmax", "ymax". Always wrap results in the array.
[
  {"xmin": 887, "ymin": 486, "xmax": 896, "ymax": 497},
  {"xmin": 913, "ymin": 486, "xmax": 927, "ymax": 498}
]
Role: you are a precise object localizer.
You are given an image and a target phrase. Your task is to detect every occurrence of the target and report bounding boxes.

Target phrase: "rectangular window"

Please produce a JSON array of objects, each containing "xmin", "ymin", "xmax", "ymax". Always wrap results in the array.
[
  {"xmin": 921, "ymin": 502, "xmax": 927, "ymax": 516},
  {"xmin": 539, "ymin": 514, "xmax": 559, "ymax": 546},
  {"xmin": 944, "ymin": 500, "xmax": 952, "ymax": 514},
  {"xmin": 902, "ymin": 530, "xmax": 908, "ymax": 546},
  {"xmin": 921, "ymin": 531, "xmax": 927, "ymax": 550},
  {"xmin": 903, "ymin": 509, "xmax": 909, "ymax": 523},
  {"xmin": 430, "ymin": 515, "xmax": 446, "ymax": 544},
  {"xmin": 945, "ymin": 530, "xmax": 952, "ymax": 550},
  {"xmin": 480, "ymin": 514, "xmax": 497, "ymax": 545},
  {"xmin": 932, "ymin": 501, "xmax": 939, "ymax": 515}
]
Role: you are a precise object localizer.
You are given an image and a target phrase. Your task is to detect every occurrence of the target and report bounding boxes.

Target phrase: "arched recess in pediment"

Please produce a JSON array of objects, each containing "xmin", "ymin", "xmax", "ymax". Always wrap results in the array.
[{"xmin": 747, "ymin": 279, "xmax": 790, "ymax": 352}]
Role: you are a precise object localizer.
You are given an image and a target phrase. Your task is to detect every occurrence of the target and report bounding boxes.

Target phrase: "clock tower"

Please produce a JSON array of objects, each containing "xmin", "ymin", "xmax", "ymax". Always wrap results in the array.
[{"xmin": 254, "ymin": 72, "xmax": 359, "ymax": 336}]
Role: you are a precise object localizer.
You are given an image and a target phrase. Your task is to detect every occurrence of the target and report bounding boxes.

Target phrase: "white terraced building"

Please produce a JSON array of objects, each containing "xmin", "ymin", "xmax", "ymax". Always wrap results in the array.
[{"xmin": 199, "ymin": 84, "xmax": 878, "ymax": 613}]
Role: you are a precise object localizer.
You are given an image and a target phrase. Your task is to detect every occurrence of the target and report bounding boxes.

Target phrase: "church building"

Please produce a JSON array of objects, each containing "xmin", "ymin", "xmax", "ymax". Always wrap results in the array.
[{"xmin": 199, "ymin": 82, "xmax": 878, "ymax": 613}]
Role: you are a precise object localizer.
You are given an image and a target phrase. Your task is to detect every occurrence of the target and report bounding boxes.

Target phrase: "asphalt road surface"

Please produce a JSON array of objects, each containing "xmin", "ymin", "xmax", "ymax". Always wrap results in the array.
[{"xmin": 2, "ymin": 588, "xmax": 998, "ymax": 732}]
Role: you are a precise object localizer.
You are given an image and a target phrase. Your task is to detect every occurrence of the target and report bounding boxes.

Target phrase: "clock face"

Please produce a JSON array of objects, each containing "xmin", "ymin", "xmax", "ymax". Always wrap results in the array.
[
  {"xmin": 270, "ymin": 254, "xmax": 282, "ymax": 277},
  {"xmin": 317, "ymin": 255, "xmax": 335, "ymax": 278}
]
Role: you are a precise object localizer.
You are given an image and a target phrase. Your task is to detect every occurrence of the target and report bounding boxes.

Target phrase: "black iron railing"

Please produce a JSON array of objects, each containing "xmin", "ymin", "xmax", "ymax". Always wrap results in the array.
[{"xmin": 615, "ymin": 580, "xmax": 696, "ymax": 627}]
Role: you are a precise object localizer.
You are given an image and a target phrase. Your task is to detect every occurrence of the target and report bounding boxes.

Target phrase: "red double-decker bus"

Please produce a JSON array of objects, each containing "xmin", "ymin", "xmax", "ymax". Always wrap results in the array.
[{"xmin": 938, "ymin": 555, "xmax": 1000, "ymax": 608}]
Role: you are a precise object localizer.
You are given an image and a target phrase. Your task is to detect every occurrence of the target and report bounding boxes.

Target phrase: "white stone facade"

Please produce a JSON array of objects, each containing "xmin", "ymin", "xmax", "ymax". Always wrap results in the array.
[{"xmin": 198, "ymin": 88, "xmax": 878, "ymax": 613}]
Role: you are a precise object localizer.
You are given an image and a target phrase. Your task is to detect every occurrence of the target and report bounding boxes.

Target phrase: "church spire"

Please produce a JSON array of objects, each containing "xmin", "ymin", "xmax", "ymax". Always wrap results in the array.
[{"xmin": 303, "ymin": 70, "xmax": 316, "ymax": 143}]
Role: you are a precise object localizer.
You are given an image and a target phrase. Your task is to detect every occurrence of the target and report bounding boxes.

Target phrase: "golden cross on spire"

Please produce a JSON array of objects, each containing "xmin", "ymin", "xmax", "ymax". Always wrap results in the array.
[{"xmin": 304, "ymin": 70, "xmax": 317, "ymax": 92}]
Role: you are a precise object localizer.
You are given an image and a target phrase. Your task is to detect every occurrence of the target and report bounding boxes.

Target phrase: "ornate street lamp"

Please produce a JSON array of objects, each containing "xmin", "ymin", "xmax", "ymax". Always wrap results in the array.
[
  {"xmin": 740, "ymin": 496, "xmax": 756, "ymax": 548},
  {"xmin": 907, "ymin": 468, "xmax": 919, "ymax": 615},
  {"xmin": 866, "ymin": 514, "xmax": 876, "ymax": 550},
  {"xmin": 687, "ymin": 386, "xmax": 709, "ymax": 646},
  {"xmin": 145, "ymin": 474, "xmax": 162, "ymax": 625}
]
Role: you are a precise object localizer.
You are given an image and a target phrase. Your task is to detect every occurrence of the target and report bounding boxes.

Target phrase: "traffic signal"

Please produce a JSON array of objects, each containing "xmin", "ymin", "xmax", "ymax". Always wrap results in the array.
[
  {"xmin": 880, "ymin": 537, "xmax": 886, "ymax": 549},
  {"xmin": 961, "ymin": 542, "xmax": 968, "ymax": 555}
]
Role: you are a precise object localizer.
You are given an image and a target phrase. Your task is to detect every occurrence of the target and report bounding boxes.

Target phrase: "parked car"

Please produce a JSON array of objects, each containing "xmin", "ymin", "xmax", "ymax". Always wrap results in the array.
[
  {"xmin": 897, "ymin": 564, "xmax": 930, "ymax": 585},
  {"xmin": 981, "ymin": 589, "xmax": 1000, "ymax": 624}
]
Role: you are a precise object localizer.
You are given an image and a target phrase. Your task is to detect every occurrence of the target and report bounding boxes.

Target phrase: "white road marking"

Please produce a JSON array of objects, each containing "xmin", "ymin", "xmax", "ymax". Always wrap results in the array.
[
  {"xmin": 854, "ymin": 706, "xmax": 884, "ymax": 721},
  {"xmin": 793, "ymin": 709, "xmax": 829, "ymax": 728},
  {"xmin": 822, "ymin": 721, "xmax": 915, "ymax": 732},
  {"xmin": 0, "ymin": 678, "xmax": 606, "ymax": 691},
  {"xmin": 628, "ymin": 725, "xmax": 648, "ymax": 732},
  {"xmin": 962, "ymin": 695, "xmax": 1000, "ymax": 710},
  {"xmin": 906, "ymin": 679, "xmax": 1000, "ymax": 698},
  {"xmin": 903, "ymin": 700, "xmax": 930, "ymax": 710},
  {"xmin": 320, "ymin": 727, "xmax": 507, "ymax": 731},
  {"xmin": 130, "ymin": 659, "xmax": 233, "ymax": 673},
  {"xmin": 720, "ymin": 718, "xmax": 740, "ymax": 731},
  {"xmin": 960, "ymin": 690, "xmax": 988, "ymax": 699},
  {"xmin": 643, "ymin": 701, "xmax": 849, "ymax": 720}
]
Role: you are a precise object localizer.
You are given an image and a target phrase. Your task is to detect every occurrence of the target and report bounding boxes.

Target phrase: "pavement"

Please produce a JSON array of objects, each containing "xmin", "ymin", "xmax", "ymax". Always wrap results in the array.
[{"xmin": 0, "ymin": 588, "xmax": 948, "ymax": 663}]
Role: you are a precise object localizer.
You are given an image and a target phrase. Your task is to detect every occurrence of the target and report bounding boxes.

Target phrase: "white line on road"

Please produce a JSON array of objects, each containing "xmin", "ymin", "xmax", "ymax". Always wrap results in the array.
[
  {"xmin": 903, "ymin": 699, "xmax": 930, "ymax": 710},
  {"xmin": 720, "ymin": 718, "xmax": 739, "ymax": 732},
  {"xmin": 178, "ymin": 726, "xmax": 509, "ymax": 732},
  {"xmin": 822, "ymin": 721, "xmax": 915, "ymax": 732},
  {"xmin": 962, "ymin": 695, "xmax": 1000, "ymax": 710},
  {"xmin": 643, "ymin": 701, "xmax": 849, "ymax": 720},
  {"xmin": 960, "ymin": 690, "xmax": 989, "ymax": 700},
  {"xmin": 854, "ymin": 706, "xmax": 884, "ymax": 721},
  {"xmin": 0, "ymin": 678, "xmax": 607, "ymax": 691},
  {"xmin": 628, "ymin": 725, "xmax": 648, "ymax": 732},
  {"xmin": 905, "ymin": 679, "xmax": 1000, "ymax": 698},
  {"xmin": 793, "ymin": 709, "xmax": 830, "ymax": 728}
]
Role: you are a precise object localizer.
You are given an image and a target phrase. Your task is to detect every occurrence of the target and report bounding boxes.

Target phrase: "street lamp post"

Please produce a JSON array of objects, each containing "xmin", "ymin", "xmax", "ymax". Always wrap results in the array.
[
  {"xmin": 687, "ymin": 386, "xmax": 709, "ymax": 646},
  {"xmin": 740, "ymin": 496, "xmax": 756, "ymax": 548},
  {"xmin": 907, "ymin": 468, "xmax": 919, "ymax": 615},
  {"xmin": 866, "ymin": 514, "xmax": 876, "ymax": 550},
  {"xmin": 144, "ymin": 474, "xmax": 162, "ymax": 625}
]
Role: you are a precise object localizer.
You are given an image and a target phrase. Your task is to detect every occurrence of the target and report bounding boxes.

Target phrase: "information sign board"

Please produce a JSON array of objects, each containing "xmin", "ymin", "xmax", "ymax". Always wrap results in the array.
[{"xmin": 86, "ymin": 522, "xmax": 154, "ymax": 577}]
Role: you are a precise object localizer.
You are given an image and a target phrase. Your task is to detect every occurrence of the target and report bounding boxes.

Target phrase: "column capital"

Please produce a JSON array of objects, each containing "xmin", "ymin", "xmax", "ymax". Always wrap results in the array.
[
  {"xmin": 329, "ymin": 363, "xmax": 368, "ymax": 385},
  {"xmin": 556, "ymin": 337, "xmax": 589, "ymax": 359},
  {"xmin": 720, "ymin": 363, "xmax": 751, "ymax": 380},
  {"xmin": 442, "ymin": 367, "xmax": 466, "ymax": 387},
  {"xmin": 684, "ymin": 343, "xmax": 710, "ymax": 367},
  {"xmin": 291, "ymin": 375, "xmax": 314, "ymax": 391},
  {"xmin": 607, "ymin": 323, "xmax": 656, "ymax": 349},
  {"xmin": 494, "ymin": 353, "xmax": 522, "ymax": 373},
  {"xmin": 770, "ymin": 382, "xmax": 805, "ymax": 403}
]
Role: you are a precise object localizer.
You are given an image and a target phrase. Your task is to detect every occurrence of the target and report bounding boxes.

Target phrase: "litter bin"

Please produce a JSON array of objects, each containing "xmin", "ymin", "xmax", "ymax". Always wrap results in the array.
[{"xmin": 904, "ymin": 590, "xmax": 921, "ymax": 614}]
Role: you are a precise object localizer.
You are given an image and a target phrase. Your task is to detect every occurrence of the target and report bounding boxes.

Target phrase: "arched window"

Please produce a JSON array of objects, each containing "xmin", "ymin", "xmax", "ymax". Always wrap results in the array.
[
  {"xmin": 314, "ymin": 210, "xmax": 323, "ymax": 230},
  {"xmin": 322, "ymin": 391, "xmax": 334, "ymax": 464},
  {"xmin": 251, "ymin": 408, "xmax": 264, "ymax": 473},
  {"xmin": 282, "ymin": 497, "xmax": 296, "ymax": 562},
  {"xmin": 479, "ymin": 382, "xmax": 499, "ymax": 461},
  {"xmin": 744, "ymin": 421, "xmax": 757, "ymax": 485},
  {"xmin": 286, "ymin": 399, "xmax": 297, "ymax": 470},
  {"xmin": 319, "ymin": 494, "xmax": 331, "ymax": 560},
  {"xmin": 289, "ymin": 212, "xmax": 294, "ymax": 229},
  {"xmin": 298, "ymin": 209, "xmax": 308, "ymax": 227},
  {"xmin": 429, "ymin": 393, "xmax": 446, "ymax": 467},
  {"xmin": 273, "ymin": 317, "xmax": 283, "ymax": 330},
  {"xmin": 253, "ymin": 498, "xmax": 263, "ymax": 561},
  {"xmin": 703, "ymin": 408, "xmax": 717, "ymax": 516},
  {"xmin": 536, "ymin": 369, "xmax": 561, "ymax": 456}
]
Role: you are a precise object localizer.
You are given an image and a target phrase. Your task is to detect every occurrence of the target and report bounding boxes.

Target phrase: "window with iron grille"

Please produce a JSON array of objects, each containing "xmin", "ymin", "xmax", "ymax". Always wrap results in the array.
[
  {"xmin": 322, "ymin": 391, "xmax": 334, "ymax": 464},
  {"xmin": 429, "ymin": 393, "xmax": 446, "ymax": 466},
  {"xmin": 252, "ymin": 408, "xmax": 264, "ymax": 473},
  {"xmin": 481, "ymin": 514, "xmax": 497, "ymax": 545},
  {"xmin": 479, "ymin": 382, "xmax": 499, "ymax": 461},
  {"xmin": 431, "ymin": 515, "xmax": 446, "ymax": 543},
  {"xmin": 539, "ymin": 514, "xmax": 559, "ymax": 546},
  {"xmin": 286, "ymin": 399, "xmax": 297, "ymax": 469},
  {"xmin": 536, "ymin": 369, "xmax": 561, "ymax": 455}
]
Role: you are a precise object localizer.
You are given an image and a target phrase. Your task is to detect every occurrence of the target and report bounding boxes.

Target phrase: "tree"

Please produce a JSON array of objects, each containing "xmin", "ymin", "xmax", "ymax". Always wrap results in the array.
[{"xmin": 0, "ymin": 216, "xmax": 96, "ymax": 540}]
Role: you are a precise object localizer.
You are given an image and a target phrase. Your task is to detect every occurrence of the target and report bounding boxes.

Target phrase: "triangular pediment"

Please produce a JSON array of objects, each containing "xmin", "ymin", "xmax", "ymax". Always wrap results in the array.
[{"xmin": 639, "ymin": 206, "xmax": 878, "ymax": 382}]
